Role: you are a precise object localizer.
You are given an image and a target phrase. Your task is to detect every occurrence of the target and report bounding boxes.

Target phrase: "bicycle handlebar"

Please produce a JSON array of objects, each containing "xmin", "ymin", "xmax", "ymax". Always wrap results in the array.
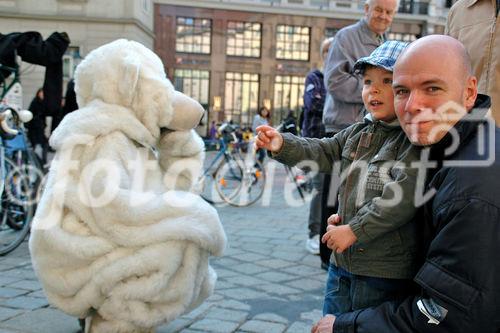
[
  {"xmin": 218, "ymin": 123, "xmax": 239, "ymax": 143},
  {"xmin": 0, "ymin": 106, "xmax": 33, "ymax": 137}
]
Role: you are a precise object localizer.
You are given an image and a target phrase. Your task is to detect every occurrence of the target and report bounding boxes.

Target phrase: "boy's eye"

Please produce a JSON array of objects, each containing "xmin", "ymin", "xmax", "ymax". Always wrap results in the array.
[
  {"xmin": 383, "ymin": 78, "xmax": 393, "ymax": 84},
  {"xmin": 364, "ymin": 79, "xmax": 372, "ymax": 85}
]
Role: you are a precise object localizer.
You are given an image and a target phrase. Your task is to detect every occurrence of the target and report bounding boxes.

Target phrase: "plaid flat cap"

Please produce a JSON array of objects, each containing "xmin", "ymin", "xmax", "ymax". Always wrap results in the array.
[{"xmin": 354, "ymin": 40, "xmax": 409, "ymax": 74}]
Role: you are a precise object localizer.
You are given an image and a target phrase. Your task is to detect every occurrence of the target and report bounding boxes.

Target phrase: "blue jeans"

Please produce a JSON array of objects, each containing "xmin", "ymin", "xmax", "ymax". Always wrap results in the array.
[{"xmin": 323, "ymin": 264, "xmax": 413, "ymax": 316}]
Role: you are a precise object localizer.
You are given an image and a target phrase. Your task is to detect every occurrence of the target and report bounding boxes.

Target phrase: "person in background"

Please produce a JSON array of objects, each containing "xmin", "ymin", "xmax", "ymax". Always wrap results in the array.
[
  {"xmin": 281, "ymin": 110, "xmax": 298, "ymax": 135},
  {"xmin": 209, "ymin": 120, "xmax": 217, "ymax": 141},
  {"xmin": 252, "ymin": 106, "xmax": 271, "ymax": 164},
  {"xmin": 446, "ymin": 0, "xmax": 499, "ymax": 124},
  {"xmin": 61, "ymin": 78, "xmax": 78, "ymax": 118},
  {"xmin": 26, "ymin": 88, "xmax": 48, "ymax": 163},
  {"xmin": 320, "ymin": 0, "xmax": 399, "ymax": 270},
  {"xmin": 50, "ymin": 97, "xmax": 65, "ymax": 133},
  {"xmin": 302, "ymin": 37, "xmax": 332, "ymax": 258}
]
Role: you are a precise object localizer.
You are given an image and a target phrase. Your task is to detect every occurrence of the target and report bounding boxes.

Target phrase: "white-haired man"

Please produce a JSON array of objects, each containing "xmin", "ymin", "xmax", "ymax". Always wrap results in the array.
[{"xmin": 322, "ymin": 0, "xmax": 399, "ymax": 136}]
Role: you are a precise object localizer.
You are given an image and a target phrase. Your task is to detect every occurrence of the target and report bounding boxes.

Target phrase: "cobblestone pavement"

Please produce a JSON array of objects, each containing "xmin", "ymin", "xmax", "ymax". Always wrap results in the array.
[{"xmin": 0, "ymin": 162, "xmax": 327, "ymax": 333}]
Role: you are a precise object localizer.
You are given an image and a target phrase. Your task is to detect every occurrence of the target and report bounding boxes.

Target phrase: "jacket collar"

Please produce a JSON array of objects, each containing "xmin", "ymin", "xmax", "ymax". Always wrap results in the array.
[
  {"xmin": 364, "ymin": 112, "xmax": 400, "ymax": 129},
  {"xmin": 359, "ymin": 19, "xmax": 383, "ymax": 45}
]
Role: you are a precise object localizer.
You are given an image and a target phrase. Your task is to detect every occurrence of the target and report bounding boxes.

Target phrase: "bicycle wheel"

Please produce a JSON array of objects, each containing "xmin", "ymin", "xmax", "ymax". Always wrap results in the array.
[
  {"xmin": 214, "ymin": 159, "xmax": 243, "ymax": 204},
  {"xmin": 4, "ymin": 150, "xmax": 43, "ymax": 230},
  {"xmin": 215, "ymin": 158, "xmax": 265, "ymax": 207},
  {"xmin": 0, "ymin": 157, "xmax": 33, "ymax": 255},
  {"xmin": 197, "ymin": 172, "xmax": 225, "ymax": 205}
]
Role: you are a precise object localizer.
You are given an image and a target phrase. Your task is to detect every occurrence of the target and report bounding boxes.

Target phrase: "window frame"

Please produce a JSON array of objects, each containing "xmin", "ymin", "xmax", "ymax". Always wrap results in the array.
[
  {"xmin": 224, "ymin": 71, "xmax": 260, "ymax": 127},
  {"xmin": 226, "ymin": 21, "xmax": 262, "ymax": 58},
  {"xmin": 175, "ymin": 16, "xmax": 212, "ymax": 55},
  {"xmin": 275, "ymin": 24, "xmax": 311, "ymax": 61}
]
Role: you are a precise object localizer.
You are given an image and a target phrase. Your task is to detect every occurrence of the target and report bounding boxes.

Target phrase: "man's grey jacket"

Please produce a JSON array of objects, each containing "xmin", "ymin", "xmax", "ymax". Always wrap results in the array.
[{"xmin": 323, "ymin": 18, "xmax": 382, "ymax": 134}]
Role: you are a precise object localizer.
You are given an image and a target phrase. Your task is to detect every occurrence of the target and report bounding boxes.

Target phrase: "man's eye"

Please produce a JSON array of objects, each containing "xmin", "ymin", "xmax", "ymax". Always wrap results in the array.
[
  {"xmin": 427, "ymin": 86, "xmax": 441, "ymax": 92},
  {"xmin": 395, "ymin": 89, "xmax": 409, "ymax": 96}
]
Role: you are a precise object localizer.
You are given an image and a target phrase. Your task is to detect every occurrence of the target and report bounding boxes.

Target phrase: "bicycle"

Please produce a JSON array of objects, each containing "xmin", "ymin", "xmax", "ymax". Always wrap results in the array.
[
  {"xmin": 0, "ymin": 60, "xmax": 45, "ymax": 255},
  {"xmin": 284, "ymin": 165, "xmax": 314, "ymax": 202},
  {"xmin": 198, "ymin": 123, "xmax": 266, "ymax": 207},
  {"xmin": 275, "ymin": 121, "xmax": 314, "ymax": 202},
  {"xmin": 0, "ymin": 105, "xmax": 39, "ymax": 255}
]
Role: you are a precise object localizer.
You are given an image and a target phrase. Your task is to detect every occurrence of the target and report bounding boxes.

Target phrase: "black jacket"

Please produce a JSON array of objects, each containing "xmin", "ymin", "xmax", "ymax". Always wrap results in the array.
[
  {"xmin": 0, "ymin": 31, "xmax": 69, "ymax": 113},
  {"xmin": 26, "ymin": 95, "xmax": 48, "ymax": 145},
  {"xmin": 302, "ymin": 69, "xmax": 325, "ymax": 138},
  {"xmin": 334, "ymin": 95, "xmax": 500, "ymax": 333}
]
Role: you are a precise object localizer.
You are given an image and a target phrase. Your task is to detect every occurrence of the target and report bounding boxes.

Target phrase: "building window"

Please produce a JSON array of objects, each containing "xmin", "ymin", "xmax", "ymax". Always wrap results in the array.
[
  {"xmin": 273, "ymin": 75, "xmax": 305, "ymax": 124},
  {"xmin": 176, "ymin": 17, "xmax": 211, "ymax": 54},
  {"xmin": 227, "ymin": 21, "xmax": 261, "ymax": 58},
  {"xmin": 311, "ymin": 0, "xmax": 329, "ymax": 6},
  {"xmin": 63, "ymin": 46, "xmax": 81, "ymax": 79},
  {"xmin": 325, "ymin": 27, "xmax": 339, "ymax": 39},
  {"xmin": 142, "ymin": 0, "xmax": 150, "ymax": 12},
  {"xmin": 398, "ymin": 0, "xmax": 429, "ymax": 15},
  {"xmin": 224, "ymin": 72, "xmax": 259, "ymax": 127},
  {"xmin": 173, "ymin": 69, "xmax": 210, "ymax": 109},
  {"xmin": 276, "ymin": 25, "xmax": 310, "ymax": 61},
  {"xmin": 387, "ymin": 32, "xmax": 417, "ymax": 42}
]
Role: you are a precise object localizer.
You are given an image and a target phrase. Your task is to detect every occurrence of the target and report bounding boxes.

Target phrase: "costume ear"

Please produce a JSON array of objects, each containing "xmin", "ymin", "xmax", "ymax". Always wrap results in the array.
[{"xmin": 119, "ymin": 56, "xmax": 140, "ymax": 106}]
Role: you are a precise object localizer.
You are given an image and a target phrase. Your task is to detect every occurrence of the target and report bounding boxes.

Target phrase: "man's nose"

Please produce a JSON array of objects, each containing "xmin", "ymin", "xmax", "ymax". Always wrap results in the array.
[{"xmin": 405, "ymin": 91, "xmax": 425, "ymax": 115}]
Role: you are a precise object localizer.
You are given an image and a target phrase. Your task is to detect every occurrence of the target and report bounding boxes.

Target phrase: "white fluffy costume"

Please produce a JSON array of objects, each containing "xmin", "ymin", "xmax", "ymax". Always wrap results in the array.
[{"xmin": 29, "ymin": 40, "xmax": 226, "ymax": 333}]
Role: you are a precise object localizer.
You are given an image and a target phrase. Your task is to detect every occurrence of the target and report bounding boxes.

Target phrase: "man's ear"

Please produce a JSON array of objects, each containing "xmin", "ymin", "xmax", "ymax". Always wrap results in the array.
[
  {"xmin": 119, "ymin": 56, "xmax": 140, "ymax": 106},
  {"xmin": 364, "ymin": 3, "xmax": 370, "ymax": 17},
  {"xmin": 464, "ymin": 75, "xmax": 478, "ymax": 111}
]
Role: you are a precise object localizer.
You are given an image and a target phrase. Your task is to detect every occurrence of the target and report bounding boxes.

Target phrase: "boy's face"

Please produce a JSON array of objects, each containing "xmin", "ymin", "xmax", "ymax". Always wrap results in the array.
[{"xmin": 362, "ymin": 66, "xmax": 397, "ymax": 122}]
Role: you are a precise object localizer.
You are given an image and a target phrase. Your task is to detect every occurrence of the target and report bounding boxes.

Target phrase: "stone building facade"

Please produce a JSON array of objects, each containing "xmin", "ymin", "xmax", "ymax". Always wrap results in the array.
[{"xmin": 0, "ymin": 0, "xmax": 456, "ymax": 135}]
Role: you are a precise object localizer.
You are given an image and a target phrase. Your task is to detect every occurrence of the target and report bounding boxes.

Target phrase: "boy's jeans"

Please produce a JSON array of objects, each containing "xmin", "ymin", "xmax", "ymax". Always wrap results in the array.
[{"xmin": 323, "ymin": 263, "xmax": 413, "ymax": 316}]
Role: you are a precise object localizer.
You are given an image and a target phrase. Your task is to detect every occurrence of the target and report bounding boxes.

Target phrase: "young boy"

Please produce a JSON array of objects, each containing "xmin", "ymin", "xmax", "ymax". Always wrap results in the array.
[{"xmin": 256, "ymin": 41, "xmax": 420, "ymax": 315}]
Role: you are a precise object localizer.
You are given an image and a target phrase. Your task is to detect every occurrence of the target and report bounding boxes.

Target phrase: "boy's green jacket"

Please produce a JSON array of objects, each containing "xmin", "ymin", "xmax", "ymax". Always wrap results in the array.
[{"xmin": 274, "ymin": 115, "xmax": 421, "ymax": 279}]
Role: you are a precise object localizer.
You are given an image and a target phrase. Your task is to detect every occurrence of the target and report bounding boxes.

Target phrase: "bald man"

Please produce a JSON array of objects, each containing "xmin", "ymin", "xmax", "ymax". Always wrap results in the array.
[{"xmin": 312, "ymin": 35, "xmax": 500, "ymax": 333}]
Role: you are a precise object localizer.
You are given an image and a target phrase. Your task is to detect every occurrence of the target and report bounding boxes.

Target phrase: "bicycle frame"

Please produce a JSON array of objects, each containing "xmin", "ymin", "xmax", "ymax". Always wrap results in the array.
[{"xmin": 0, "ymin": 64, "xmax": 20, "ymax": 101}]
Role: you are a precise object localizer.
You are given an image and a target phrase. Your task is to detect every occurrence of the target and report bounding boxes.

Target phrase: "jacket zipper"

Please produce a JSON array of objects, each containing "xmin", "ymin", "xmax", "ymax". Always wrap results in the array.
[{"xmin": 342, "ymin": 122, "xmax": 377, "ymax": 270}]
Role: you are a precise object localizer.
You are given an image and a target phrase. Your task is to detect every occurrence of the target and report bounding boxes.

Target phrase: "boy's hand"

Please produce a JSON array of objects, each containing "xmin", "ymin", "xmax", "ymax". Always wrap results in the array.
[
  {"xmin": 327, "ymin": 214, "xmax": 341, "ymax": 226},
  {"xmin": 321, "ymin": 224, "xmax": 357, "ymax": 253},
  {"xmin": 255, "ymin": 125, "xmax": 283, "ymax": 152}
]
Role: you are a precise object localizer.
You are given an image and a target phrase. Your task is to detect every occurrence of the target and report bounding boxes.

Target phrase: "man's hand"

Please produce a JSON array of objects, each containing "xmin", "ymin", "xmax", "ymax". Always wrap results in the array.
[
  {"xmin": 321, "ymin": 224, "xmax": 357, "ymax": 253},
  {"xmin": 255, "ymin": 125, "xmax": 284, "ymax": 153},
  {"xmin": 311, "ymin": 314, "xmax": 336, "ymax": 333}
]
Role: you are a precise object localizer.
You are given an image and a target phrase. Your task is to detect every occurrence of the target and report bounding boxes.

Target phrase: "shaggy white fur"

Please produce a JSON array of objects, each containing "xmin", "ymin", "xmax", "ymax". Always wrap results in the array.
[{"xmin": 29, "ymin": 40, "xmax": 226, "ymax": 333}]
